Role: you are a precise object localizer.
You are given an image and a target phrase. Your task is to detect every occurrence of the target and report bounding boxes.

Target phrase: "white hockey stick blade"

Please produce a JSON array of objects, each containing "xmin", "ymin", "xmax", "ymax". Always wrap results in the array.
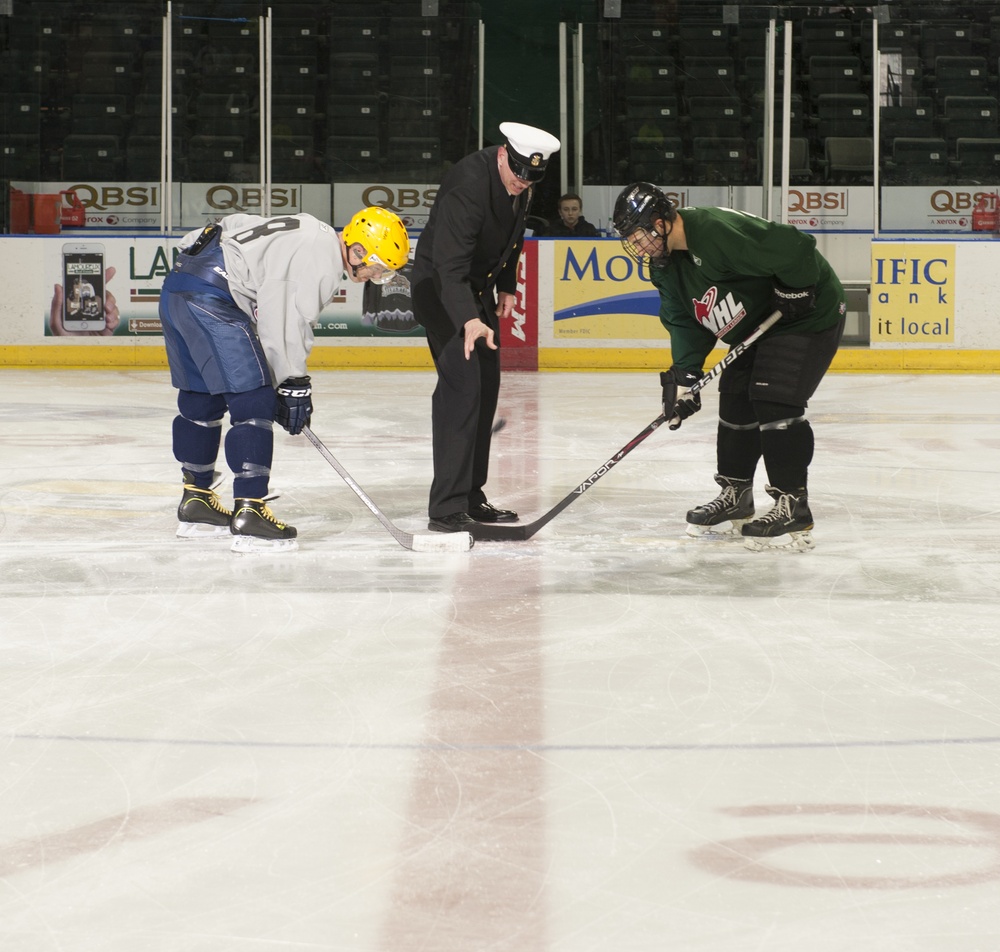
[
  {"xmin": 303, "ymin": 427, "xmax": 473, "ymax": 553},
  {"xmin": 410, "ymin": 531, "xmax": 474, "ymax": 553}
]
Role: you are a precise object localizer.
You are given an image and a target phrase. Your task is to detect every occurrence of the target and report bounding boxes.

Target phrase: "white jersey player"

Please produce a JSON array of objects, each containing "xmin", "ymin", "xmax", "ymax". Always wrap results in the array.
[{"xmin": 159, "ymin": 207, "xmax": 409, "ymax": 552}]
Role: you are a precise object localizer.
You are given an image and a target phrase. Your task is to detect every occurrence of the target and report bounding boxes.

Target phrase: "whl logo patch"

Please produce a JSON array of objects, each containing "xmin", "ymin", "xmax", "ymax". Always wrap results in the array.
[{"xmin": 693, "ymin": 287, "xmax": 746, "ymax": 338}]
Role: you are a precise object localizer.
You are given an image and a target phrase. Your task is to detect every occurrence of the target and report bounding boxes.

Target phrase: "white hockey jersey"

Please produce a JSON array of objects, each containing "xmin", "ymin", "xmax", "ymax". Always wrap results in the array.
[{"xmin": 179, "ymin": 213, "xmax": 345, "ymax": 384}]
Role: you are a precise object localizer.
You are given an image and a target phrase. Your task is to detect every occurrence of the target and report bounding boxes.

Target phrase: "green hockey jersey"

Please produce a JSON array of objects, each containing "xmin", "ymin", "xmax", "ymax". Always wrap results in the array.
[{"xmin": 649, "ymin": 206, "xmax": 846, "ymax": 374}]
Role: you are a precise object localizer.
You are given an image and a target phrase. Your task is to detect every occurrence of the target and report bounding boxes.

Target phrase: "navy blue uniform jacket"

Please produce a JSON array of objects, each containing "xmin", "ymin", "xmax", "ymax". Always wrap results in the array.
[{"xmin": 412, "ymin": 145, "xmax": 527, "ymax": 338}]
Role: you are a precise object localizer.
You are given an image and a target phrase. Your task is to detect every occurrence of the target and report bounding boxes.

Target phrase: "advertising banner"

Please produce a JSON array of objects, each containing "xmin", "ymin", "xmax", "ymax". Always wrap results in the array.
[
  {"xmin": 880, "ymin": 186, "xmax": 1000, "ymax": 233},
  {"xmin": 580, "ymin": 186, "xmax": 763, "ymax": 236},
  {"xmin": 781, "ymin": 186, "xmax": 873, "ymax": 231},
  {"xmin": 333, "ymin": 183, "xmax": 438, "ymax": 229},
  {"xmin": 501, "ymin": 238, "xmax": 538, "ymax": 369},
  {"xmin": 580, "ymin": 184, "xmax": 890, "ymax": 233},
  {"xmin": 551, "ymin": 239, "xmax": 669, "ymax": 341},
  {"xmin": 13, "ymin": 182, "xmax": 331, "ymax": 231},
  {"xmin": 40, "ymin": 235, "xmax": 395, "ymax": 342},
  {"xmin": 178, "ymin": 184, "xmax": 321, "ymax": 227},
  {"xmin": 870, "ymin": 242, "xmax": 956, "ymax": 345}
]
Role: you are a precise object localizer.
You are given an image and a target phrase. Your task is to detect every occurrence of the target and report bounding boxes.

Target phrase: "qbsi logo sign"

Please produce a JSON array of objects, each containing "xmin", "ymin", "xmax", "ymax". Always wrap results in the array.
[
  {"xmin": 63, "ymin": 183, "xmax": 161, "ymax": 228},
  {"xmin": 787, "ymin": 189, "xmax": 849, "ymax": 213},
  {"xmin": 784, "ymin": 188, "xmax": 861, "ymax": 230},
  {"xmin": 69, "ymin": 184, "xmax": 160, "ymax": 210},
  {"xmin": 62, "ymin": 182, "xmax": 316, "ymax": 229},
  {"xmin": 204, "ymin": 185, "xmax": 303, "ymax": 212},
  {"xmin": 334, "ymin": 185, "xmax": 439, "ymax": 229},
  {"xmin": 881, "ymin": 187, "xmax": 991, "ymax": 232},
  {"xmin": 179, "ymin": 184, "xmax": 311, "ymax": 228}
]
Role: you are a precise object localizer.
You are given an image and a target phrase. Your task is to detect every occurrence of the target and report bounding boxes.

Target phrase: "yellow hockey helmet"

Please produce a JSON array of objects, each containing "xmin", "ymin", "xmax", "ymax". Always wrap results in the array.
[{"xmin": 342, "ymin": 206, "xmax": 410, "ymax": 272}]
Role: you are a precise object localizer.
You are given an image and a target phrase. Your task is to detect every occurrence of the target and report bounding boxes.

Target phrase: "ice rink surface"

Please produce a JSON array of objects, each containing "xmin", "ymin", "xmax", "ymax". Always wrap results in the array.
[{"xmin": 2, "ymin": 366, "xmax": 999, "ymax": 952}]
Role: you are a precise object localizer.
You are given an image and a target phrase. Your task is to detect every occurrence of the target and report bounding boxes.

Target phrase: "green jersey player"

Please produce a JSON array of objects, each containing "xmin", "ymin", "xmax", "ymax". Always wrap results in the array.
[{"xmin": 613, "ymin": 182, "xmax": 847, "ymax": 551}]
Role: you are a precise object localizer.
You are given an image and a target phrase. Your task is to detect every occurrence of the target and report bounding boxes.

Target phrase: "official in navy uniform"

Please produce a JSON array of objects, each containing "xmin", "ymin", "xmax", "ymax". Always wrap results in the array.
[{"xmin": 412, "ymin": 121, "xmax": 560, "ymax": 533}]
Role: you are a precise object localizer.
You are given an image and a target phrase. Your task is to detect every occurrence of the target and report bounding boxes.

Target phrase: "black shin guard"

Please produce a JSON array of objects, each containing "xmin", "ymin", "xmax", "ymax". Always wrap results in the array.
[
  {"xmin": 717, "ymin": 422, "xmax": 762, "ymax": 481},
  {"xmin": 717, "ymin": 392, "xmax": 761, "ymax": 480},
  {"xmin": 756, "ymin": 402, "xmax": 814, "ymax": 493}
]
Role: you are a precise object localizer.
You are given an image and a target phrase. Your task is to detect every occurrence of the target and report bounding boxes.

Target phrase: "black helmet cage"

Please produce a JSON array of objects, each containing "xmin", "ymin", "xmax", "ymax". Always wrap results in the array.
[{"xmin": 612, "ymin": 182, "xmax": 676, "ymax": 263}]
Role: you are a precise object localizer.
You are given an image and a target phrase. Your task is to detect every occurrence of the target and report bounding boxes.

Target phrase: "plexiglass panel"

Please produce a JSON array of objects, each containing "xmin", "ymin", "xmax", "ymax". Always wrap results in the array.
[{"xmin": 3, "ymin": 1, "xmax": 999, "ymax": 234}]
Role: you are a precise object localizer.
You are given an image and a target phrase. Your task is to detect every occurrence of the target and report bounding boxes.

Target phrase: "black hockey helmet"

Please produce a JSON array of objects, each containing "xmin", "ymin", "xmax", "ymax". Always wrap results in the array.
[{"xmin": 612, "ymin": 182, "xmax": 677, "ymax": 262}]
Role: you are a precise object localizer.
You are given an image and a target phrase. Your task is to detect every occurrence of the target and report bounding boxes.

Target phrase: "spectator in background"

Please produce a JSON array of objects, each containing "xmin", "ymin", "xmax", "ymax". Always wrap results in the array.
[{"xmin": 545, "ymin": 193, "xmax": 599, "ymax": 238}]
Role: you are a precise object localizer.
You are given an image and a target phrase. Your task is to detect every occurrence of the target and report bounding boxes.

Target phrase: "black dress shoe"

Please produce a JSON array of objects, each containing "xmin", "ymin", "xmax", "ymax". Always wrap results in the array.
[
  {"xmin": 469, "ymin": 501, "xmax": 518, "ymax": 523},
  {"xmin": 428, "ymin": 511, "xmax": 477, "ymax": 533}
]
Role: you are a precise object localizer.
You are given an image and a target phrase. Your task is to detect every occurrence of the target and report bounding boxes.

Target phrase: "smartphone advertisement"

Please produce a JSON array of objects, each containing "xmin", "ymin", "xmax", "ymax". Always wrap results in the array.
[
  {"xmin": 42, "ymin": 236, "xmax": 376, "ymax": 340},
  {"xmin": 61, "ymin": 243, "xmax": 106, "ymax": 332}
]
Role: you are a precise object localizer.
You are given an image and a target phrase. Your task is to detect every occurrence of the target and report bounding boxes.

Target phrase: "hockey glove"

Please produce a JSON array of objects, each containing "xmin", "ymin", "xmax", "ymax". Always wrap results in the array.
[
  {"xmin": 771, "ymin": 281, "xmax": 816, "ymax": 319},
  {"xmin": 275, "ymin": 375, "xmax": 313, "ymax": 435},
  {"xmin": 660, "ymin": 366, "xmax": 701, "ymax": 431}
]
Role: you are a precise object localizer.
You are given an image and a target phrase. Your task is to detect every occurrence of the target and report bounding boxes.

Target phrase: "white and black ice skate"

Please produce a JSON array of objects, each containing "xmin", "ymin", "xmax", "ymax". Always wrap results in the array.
[
  {"xmin": 685, "ymin": 474, "xmax": 755, "ymax": 539},
  {"xmin": 741, "ymin": 486, "xmax": 815, "ymax": 552},
  {"xmin": 230, "ymin": 497, "xmax": 298, "ymax": 553}
]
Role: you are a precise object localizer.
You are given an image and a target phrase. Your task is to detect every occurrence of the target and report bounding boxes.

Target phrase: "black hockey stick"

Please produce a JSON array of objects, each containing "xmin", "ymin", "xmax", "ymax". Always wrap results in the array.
[
  {"xmin": 473, "ymin": 310, "xmax": 782, "ymax": 542},
  {"xmin": 303, "ymin": 426, "xmax": 473, "ymax": 552}
]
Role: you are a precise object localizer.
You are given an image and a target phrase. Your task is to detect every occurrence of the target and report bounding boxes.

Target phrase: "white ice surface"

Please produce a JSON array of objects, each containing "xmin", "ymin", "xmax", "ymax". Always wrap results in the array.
[{"xmin": 1, "ymin": 368, "xmax": 999, "ymax": 951}]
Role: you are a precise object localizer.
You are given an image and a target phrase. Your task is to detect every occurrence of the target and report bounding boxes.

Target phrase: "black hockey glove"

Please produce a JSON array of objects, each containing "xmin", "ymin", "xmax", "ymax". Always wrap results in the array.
[
  {"xmin": 660, "ymin": 366, "xmax": 701, "ymax": 431},
  {"xmin": 771, "ymin": 281, "xmax": 816, "ymax": 319},
  {"xmin": 275, "ymin": 375, "xmax": 313, "ymax": 435}
]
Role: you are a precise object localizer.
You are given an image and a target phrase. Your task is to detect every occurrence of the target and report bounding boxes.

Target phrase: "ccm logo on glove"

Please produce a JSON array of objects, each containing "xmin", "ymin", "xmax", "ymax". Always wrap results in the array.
[{"xmin": 276, "ymin": 375, "xmax": 313, "ymax": 435}]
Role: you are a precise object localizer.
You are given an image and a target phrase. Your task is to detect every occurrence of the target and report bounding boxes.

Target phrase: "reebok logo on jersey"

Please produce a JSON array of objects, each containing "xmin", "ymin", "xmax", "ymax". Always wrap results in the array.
[{"xmin": 693, "ymin": 287, "xmax": 746, "ymax": 338}]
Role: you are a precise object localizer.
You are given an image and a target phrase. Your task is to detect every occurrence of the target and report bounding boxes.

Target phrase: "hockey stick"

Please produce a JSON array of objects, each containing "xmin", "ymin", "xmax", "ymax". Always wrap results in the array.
[
  {"xmin": 303, "ymin": 426, "xmax": 473, "ymax": 553},
  {"xmin": 473, "ymin": 310, "xmax": 783, "ymax": 542}
]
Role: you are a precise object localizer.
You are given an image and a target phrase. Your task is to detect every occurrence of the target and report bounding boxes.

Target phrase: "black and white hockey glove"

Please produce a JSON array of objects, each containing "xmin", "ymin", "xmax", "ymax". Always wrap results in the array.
[
  {"xmin": 275, "ymin": 375, "xmax": 313, "ymax": 435},
  {"xmin": 771, "ymin": 281, "xmax": 816, "ymax": 319},
  {"xmin": 660, "ymin": 366, "xmax": 701, "ymax": 431}
]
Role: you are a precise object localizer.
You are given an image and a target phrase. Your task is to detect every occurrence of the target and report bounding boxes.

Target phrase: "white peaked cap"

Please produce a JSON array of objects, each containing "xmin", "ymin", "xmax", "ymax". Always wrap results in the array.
[{"xmin": 500, "ymin": 121, "xmax": 561, "ymax": 181}]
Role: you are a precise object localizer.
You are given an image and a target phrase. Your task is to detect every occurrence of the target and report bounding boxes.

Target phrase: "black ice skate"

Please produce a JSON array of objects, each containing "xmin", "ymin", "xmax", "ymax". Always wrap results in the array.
[
  {"xmin": 176, "ymin": 473, "xmax": 232, "ymax": 539},
  {"xmin": 741, "ymin": 486, "xmax": 815, "ymax": 551},
  {"xmin": 230, "ymin": 497, "xmax": 298, "ymax": 553},
  {"xmin": 685, "ymin": 474, "xmax": 755, "ymax": 538}
]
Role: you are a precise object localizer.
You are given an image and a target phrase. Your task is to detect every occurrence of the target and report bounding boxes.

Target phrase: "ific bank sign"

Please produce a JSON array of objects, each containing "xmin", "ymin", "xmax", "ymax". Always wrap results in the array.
[{"xmin": 870, "ymin": 244, "xmax": 955, "ymax": 344}]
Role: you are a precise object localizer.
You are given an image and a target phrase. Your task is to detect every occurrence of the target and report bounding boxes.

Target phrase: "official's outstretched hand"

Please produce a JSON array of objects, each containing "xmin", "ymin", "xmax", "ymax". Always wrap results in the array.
[{"xmin": 463, "ymin": 318, "xmax": 497, "ymax": 359}]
